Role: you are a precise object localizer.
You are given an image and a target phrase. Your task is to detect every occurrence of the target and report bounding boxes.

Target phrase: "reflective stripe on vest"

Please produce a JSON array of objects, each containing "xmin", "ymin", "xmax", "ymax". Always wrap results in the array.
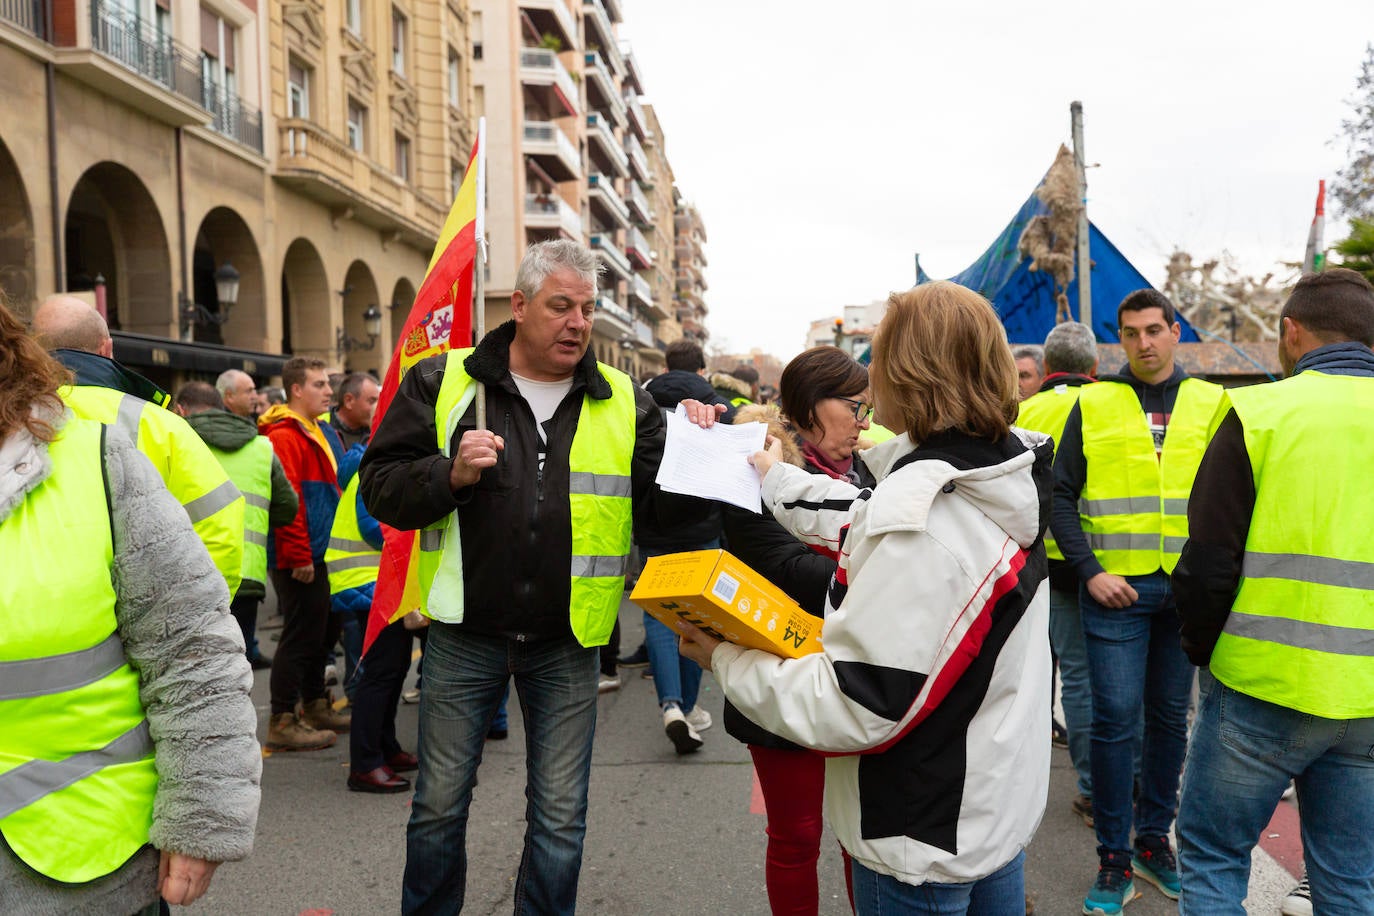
[
  {"xmin": 418, "ymin": 349, "xmax": 636, "ymax": 646},
  {"xmin": 62, "ymin": 385, "xmax": 245, "ymax": 597},
  {"xmin": 325, "ymin": 475, "xmax": 380, "ymax": 594},
  {"xmin": 1212, "ymin": 372, "xmax": 1374, "ymax": 718},
  {"xmin": 209, "ymin": 435, "xmax": 274, "ymax": 588},
  {"xmin": 1015, "ymin": 384, "xmax": 1087, "ymax": 561},
  {"xmin": 1078, "ymin": 378, "xmax": 1223, "ymax": 575},
  {"xmin": 0, "ymin": 417, "xmax": 157, "ymax": 883}
]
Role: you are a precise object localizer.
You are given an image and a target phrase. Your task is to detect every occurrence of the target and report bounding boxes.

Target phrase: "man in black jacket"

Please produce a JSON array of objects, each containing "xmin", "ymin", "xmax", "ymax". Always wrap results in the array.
[{"xmin": 360, "ymin": 240, "xmax": 712, "ymax": 915}]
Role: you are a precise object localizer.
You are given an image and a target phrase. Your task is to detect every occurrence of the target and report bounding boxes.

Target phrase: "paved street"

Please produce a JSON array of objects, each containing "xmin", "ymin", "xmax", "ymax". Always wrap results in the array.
[{"xmin": 198, "ymin": 599, "xmax": 1296, "ymax": 915}]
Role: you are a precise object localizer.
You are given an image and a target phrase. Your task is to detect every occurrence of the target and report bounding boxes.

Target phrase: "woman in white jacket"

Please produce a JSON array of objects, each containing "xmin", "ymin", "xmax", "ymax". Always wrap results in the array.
[{"xmin": 681, "ymin": 282, "xmax": 1054, "ymax": 915}]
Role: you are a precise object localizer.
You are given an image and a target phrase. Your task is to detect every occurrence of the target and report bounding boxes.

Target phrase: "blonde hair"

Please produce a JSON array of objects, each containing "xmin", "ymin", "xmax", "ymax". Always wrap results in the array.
[{"xmin": 870, "ymin": 282, "xmax": 1018, "ymax": 442}]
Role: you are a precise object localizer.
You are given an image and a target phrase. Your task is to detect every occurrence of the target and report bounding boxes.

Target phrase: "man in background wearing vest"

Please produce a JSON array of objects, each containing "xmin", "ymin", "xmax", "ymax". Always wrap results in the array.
[
  {"xmin": 217, "ymin": 368, "xmax": 259, "ymax": 420},
  {"xmin": 1173, "ymin": 268, "xmax": 1374, "ymax": 913},
  {"xmin": 361, "ymin": 240, "xmax": 714, "ymax": 914},
  {"xmin": 1051, "ymin": 290, "xmax": 1224, "ymax": 915},
  {"xmin": 260, "ymin": 356, "xmax": 350, "ymax": 751},
  {"xmin": 31, "ymin": 296, "xmax": 244, "ymax": 595},
  {"xmin": 327, "ymin": 372, "xmax": 381, "ymax": 451},
  {"xmin": 1015, "ymin": 321, "xmax": 1098, "ymax": 828},
  {"xmin": 175, "ymin": 381, "xmax": 299, "ymax": 670}
]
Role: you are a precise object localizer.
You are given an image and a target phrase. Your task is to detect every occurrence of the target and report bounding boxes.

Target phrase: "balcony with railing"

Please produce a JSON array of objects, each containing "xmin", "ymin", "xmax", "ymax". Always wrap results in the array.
[
  {"xmin": 524, "ymin": 192, "xmax": 583, "ymax": 239},
  {"xmin": 590, "ymin": 232, "xmax": 631, "ymax": 278},
  {"xmin": 202, "ymin": 81, "xmax": 263, "ymax": 153},
  {"xmin": 626, "ymin": 179, "xmax": 652, "ymax": 225},
  {"xmin": 594, "ymin": 294, "xmax": 633, "ymax": 336},
  {"xmin": 627, "ymin": 272, "xmax": 652, "ymax": 308},
  {"xmin": 90, "ymin": 1, "xmax": 202, "ymax": 104},
  {"xmin": 520, "ymin": 0, "xmax": 579, "ymax": 52},
  {"xmin": 632, "ymin": 318, "xmax": 655, "ymax": 346},
  {"xmin": 625, "ymin": 93, "xmax": 647, "ymax": 140},
  {"xmin": 585, "ymin": 112, "xmax": 628, "ymax": 178},
  {"xmin": 523, "ymin": 120, "xmax": 581, "ymax": 181},
  {"xmin": 624, "ymin": 132, "xmax": 648, "ymax": 182},
  {"xmin": 582, "ymin": 51, "xmax": 626, "ymax": 128},
  {"xmin": 587, "ymin": 173, "xmax": 629, "ymax": 229},
  {"xmin": 582, "ymin": 0, "xmax": 622, "ymax": 74},
  {"xmin": 2, "ymin": 0, "xmax": 46, "ymax": 38},
  {"xmin": 519, "ymin": 47, "xmax": 578, "ymax": 117},
  {"xmin": 626, "ymin": 224, "xmax": 651, "ymax": 269}
]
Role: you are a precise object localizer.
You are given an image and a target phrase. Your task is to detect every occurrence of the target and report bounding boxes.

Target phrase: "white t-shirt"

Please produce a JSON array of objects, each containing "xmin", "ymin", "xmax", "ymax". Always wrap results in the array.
[{"xmin": 510, "ymin": 371, "xmax": 574, "ymax": 447}]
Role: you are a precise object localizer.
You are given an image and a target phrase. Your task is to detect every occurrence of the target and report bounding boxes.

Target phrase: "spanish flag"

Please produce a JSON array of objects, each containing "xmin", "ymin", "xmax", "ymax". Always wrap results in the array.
[{"xmin": 364, "ymin": 130, "xmax": 484, "ymax": 651}]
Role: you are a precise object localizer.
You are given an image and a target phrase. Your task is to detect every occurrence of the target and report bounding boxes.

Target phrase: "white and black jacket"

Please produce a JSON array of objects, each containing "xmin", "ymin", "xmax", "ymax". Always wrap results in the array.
[{"xmin": 710, "ymin": 427, "xmax": 1054, "ymax": 887}]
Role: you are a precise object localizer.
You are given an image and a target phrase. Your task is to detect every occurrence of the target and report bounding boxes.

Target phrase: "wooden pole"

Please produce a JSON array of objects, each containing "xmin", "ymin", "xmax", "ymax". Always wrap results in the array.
[
  {"xmin": 474, "ymin": 117, "xmax": 488, "ymax": 430},
  {"xmin": 1071, "ymin": 101, "xmax": 1092, "ymax": 334}
]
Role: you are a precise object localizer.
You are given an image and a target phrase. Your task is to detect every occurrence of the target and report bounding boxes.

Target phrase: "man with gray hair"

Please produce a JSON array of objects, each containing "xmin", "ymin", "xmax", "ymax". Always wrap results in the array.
[
  {"xmin": 361, "ymin": 239, "xmax": 716, "ymax": 913},
  {"xmin": 1016, "ymin": 321, "xmax": 1098, "ymax": 828},
  {"xmin": 216, "ymin": 369, "xmax": 259, "ymax": 419},
  {"xmin": 1013, "ymin": 344, "xmax": 1046, "ymax": 400}
]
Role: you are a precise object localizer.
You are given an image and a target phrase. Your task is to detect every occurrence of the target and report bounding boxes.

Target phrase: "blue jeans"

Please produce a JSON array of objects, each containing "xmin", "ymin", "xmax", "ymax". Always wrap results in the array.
[
  {"xmin": 402, "ymin": 624, "xmax": 599, "ymax": 915},
  {"xmin": 640, "ymin": 541, "xmax": 715, "ymax": 711},
  {"xmin": 1177, "ymin": 670, "xmax": 1374, "ymax": 915},
  {"xmin": 850, "ymin": 851, "xmax": 1025, "ymax": 915},
  {"xmin": 1048, "ymin": 584, "xmax": 1093, "ymax": 798},
  {"xmin": 1080, "ymin": 571, "xmax": 1193, "ymax": 856}
]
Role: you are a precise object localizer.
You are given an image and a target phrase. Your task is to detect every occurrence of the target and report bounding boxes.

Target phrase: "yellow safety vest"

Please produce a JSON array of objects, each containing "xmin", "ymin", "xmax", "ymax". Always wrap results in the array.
[
  {"xmin": 325, "ymin": 475, "xmax": 380, "ymax": 594},
  {"xmin": 417, "ymin": 349, "xmax": 636, "ymax": 646},
  {"xmin": 1211, "ymin": 372, "xmax": 1374, "ymax": 717},
  {"xmin": 1016, "ymin": 383, "xmax": 1090, "ymax": 561},
  {"xmin": 208, "ymin": 435, "xmax": 274, "ymax": 589},
  {"xmin": 62, "ymin": 385, "xmax": 244, "ymax": 597},
  {"xmin": 1078, "ymin": 378, "xmax": 1223, "ymax": 575},
  {"xmin": 0, "ymin": 417, "xmax": 157, "ymax": 883}
]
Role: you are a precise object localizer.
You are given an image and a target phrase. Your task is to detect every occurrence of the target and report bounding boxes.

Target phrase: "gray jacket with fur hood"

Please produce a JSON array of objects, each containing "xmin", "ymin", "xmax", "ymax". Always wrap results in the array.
[{"xmin": 0, "ymin": 412, "xmax": 261, "ymax": 915}]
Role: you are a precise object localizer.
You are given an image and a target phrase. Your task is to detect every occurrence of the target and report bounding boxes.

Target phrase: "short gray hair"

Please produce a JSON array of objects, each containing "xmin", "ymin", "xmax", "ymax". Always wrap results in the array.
[
  {"xmin": 1042, "ymin": 322, "xmax": 1097, "ymax": 375},
  {"xmin": 1011, "ymin": 344, "xmax": 1044, "ymax": 375},
  {"xmin": 215, "ymin": 368, "xmax": 252, "ymax": 396},
  {"xmin": 515, "ymin": 240, "xmax": 601, "ymax": 300}
]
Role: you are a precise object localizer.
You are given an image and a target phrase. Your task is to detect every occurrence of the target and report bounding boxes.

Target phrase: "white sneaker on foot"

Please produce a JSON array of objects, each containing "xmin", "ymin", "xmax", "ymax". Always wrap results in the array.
[
  {"xmin": 598, "ymin": 673, "xmax": 621, "ymax": 694},
  {"xmin": 1281, "ymin": 872, "xmax": 1312, "ymax": 916},
  {"xmin": 663, "ymin": 706, "xmax": 702, "ymax": 754},
  {"xmin": 684, "ymin": 706, "xmax": 712, "ymax": 732},
  {"xmin": 401, "ymin": 687, "xmax": 420, "ymax": 704}
]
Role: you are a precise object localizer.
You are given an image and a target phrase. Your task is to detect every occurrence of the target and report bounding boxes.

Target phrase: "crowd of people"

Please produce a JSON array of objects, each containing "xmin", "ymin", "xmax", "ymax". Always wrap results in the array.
[{"xmin": 1, "ymin": 237, "xmax": 1371, "ymax": 916}]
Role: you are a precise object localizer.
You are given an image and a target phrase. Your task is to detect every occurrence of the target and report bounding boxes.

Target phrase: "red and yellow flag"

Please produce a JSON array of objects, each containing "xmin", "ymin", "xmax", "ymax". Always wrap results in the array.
[{"xmin": 364, "ymin": 136, "xmax": 481, "ymax": 651}]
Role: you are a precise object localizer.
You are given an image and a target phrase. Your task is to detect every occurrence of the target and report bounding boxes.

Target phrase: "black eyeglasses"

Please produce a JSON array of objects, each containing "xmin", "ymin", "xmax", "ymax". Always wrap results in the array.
[{"xmin": 835, "ymin": 397, "xmax": 873, "ymax": 423}]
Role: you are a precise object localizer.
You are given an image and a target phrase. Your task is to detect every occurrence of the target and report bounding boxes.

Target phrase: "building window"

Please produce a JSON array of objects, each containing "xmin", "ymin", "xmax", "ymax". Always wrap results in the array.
[
  {"xmin": 199, "ymin": 7, "xmax": 236, "ymax": 103},
  {"xmin": 471, "ymin": 10, "xmax": 482, "ymax": 60},
  {"xmin": 347, "ymin": 98, "xmax": 367, "ymax": 152},
  {"xmin": 447, "ymin": 47, "xmax": 461, "ymax": 109},
  {"xmin": 394, "ymin": 132, "xmax": 410, "ymax": 181},
  {"xmin": 391, "ymin": 7, "xmax": 407, "ymax": 76},
  {"xmin": 451, "ymin": 159, "xmax": 462, "ymax": 196},
  {"xmin": 287, "ymin": 58, "xmax": 310, "ymax": 119},
  {"xmin": 345, "ymin": 0, "xmax": 362, "ymax": 36}
]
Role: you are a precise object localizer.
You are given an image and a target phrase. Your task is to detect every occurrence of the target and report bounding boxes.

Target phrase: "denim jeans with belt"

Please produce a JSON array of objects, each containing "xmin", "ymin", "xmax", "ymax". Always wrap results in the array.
[
  {"xmin": 1177, "ymin": 669, "xmax": 1374, "ymax": 915},
  {"xmin": 401, "ymin": 623, "xmax": 599, "ymax": 915},
  {"xmin": 850, "ymin": 850, "xmax": 1025, "ymax": 915},
  {"xmin": 1080, "ymin": 570, "xmax": 1194, "ymax": 856}
]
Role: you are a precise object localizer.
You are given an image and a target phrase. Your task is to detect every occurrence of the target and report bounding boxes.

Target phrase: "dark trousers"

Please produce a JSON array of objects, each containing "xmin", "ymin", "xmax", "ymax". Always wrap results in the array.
[
  {"xmin": 269, "ymin": 563, "xmax": 332, "ymax": 716},
  {"xmin": 229, "ymin": 593, "xmax": 262, "ymax": 661},
  {"xmin": 350, "ymin": 619, "xmax": 412, "ymax": 771}
]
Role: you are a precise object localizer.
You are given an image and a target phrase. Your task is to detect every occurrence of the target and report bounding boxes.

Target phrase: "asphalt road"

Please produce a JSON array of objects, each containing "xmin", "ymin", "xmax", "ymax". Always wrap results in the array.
[{"xmin": 195, "ymin": 598, "xmax": 1292, "ymax": 915}]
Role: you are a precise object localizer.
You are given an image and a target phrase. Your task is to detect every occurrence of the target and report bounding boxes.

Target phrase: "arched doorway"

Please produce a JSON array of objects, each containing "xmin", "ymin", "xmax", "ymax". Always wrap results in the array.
[
  {"xmin": 189, "ymin": 207, "xmax": 265, "ymax": 350},
  {"xmin": 387, "ymin": 276, "xmax": 416, "ymax": 360},
  {"xmin": 281, "ymin": 237, "xmax": 331, "ymax": 361},
  {"xmin": 340, "ymin": 260, "xmax": 381, "ymax": 374},
  {"xmin": 0, "ymin": 137, "xmax": 36, "ymax": 311},
  {"xmin": 64, "ymin": 162, "xmax": 172, "ymax": 335}
]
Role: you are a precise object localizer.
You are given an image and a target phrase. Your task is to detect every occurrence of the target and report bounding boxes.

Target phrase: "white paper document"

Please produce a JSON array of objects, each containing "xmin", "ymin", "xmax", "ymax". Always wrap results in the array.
[{"xmin": 655, "ymin": 406, "xmax": 768, "ymax": 512}]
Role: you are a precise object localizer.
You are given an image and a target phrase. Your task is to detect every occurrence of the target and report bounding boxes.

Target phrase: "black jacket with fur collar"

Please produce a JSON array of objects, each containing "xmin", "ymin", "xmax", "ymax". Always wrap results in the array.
[{"xmin": 360, "ymin": 321, "xmax": 703, "ymax": 642}]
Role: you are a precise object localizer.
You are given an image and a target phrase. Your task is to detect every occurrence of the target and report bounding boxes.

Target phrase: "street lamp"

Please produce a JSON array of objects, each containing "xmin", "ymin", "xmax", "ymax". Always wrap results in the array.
[
  {"xmin": 180, "ymin": 261, "xmax": 240, "ymax": 339},
  {"xmin": 337, "ymin": 305, "xmax": 384, "ymax": 355}
]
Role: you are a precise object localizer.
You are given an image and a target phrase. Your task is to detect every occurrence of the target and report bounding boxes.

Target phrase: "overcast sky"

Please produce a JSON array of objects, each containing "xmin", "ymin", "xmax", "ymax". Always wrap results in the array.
[{"xmin": 620, "ymin": 1, "xmax": 1371, "ymax": 359}]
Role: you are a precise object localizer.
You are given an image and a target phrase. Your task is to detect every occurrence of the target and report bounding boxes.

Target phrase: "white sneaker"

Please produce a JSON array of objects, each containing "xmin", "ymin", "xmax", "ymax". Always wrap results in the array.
[
  {"xmin": 1281, "ymin": 873, "xmax": 1312, "ymax": 916},
  {"xmin": 663, "ymin": 706, "xmax": 702, "ymax": 754},
  {"xmin": 684, "ymin": 706, "xmax": 712, "ymax": 732},
  {"xmin": 401, "ymin": 687, "xmax": 420, "ymax": 704},
  {"xmin": 324, "ymin": 663, "xmax": 339, "ymax": 687},
  {"xmin": 597, "ymin": 673, "xmax": 622, "ymax": 694}
]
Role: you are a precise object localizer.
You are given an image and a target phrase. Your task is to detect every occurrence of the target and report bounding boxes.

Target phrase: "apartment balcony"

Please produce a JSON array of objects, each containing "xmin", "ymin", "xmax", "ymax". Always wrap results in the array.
[
  {"xmin": 582, "ymin": 0, "xmax": 622, "ymax": 75},
  {"xmin": 625, "ymin": 93, "xmax": 647, "ymax": 141},
  {"xmin": 276, "ymin": 119, "xmax": 445, "ymax": 249},
  {"xmin": 601, "ymin": 0, "xmax": 623, "ymax": 23},
  {"xmin": 594, "ymin": 294, "xmax": 633, "ymax": 337},
  {"xmin": 627, "ymin": 272, "xmax": 652, "ymax": 309},
  {"xmin": 680, "ymin": 314, "xmax": 707, "ymax": 340},
  {"xmin": 624, "ymin": 132, "xmax": 648, "ymax": 182},
  {"xmin": 585, "ymin": 112, "xmax": 628, "ymax": 179},
  {"xmin": 625, "ymin": 224, "xmax": 651, "ymax": 270},
  {"xmin": 625, "ymin": 179, "xmax": 653, "ymax": 225},
  {"xmin": 520, "ymin": 0, "xmax": 579, "ymax": 52},
  {"xmin": 523, "ymin": 120, "xmax": 581, "ymax": 182},
  {"xmin": 590, "ymin": 232, "xmax": 631, "ymax": 279},
  {"xmin": 632, "ymin": 318, "xmax": 655, "ymax": 346},
  {"xmin": 202, "ymin": 82, "xmax": 263, "ymax": 153},
  {"xmin": 524, "ymin": 192, "xmax": 583, "ymax": 239},
  {"xmin": 587, "ymin": 173, "xmax": 629, "ymax": 229},
  {"xmin": 582, "ymin": 51, "xmax": 626, "ymax": 129},
  {"xmin": 2, "ymin": 0, "xmax": 47, "ymax": 39},
  {"xmin": 621, "ymin": 47, "xmax": 644, "ymax": 95},
  {"xmin": 519, "ymin": 47, "xmax": 577, "ymax": 117}
]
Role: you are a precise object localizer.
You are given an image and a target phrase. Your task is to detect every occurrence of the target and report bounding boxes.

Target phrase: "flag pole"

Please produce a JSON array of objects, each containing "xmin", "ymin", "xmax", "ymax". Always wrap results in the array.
[
  {"xmin": 474, "ymin": 116, "xmax": 488, "ymax": 430},
  {"xmin": 1071, "ymin": 101, "xmax": 1092, "ymax": 333}
]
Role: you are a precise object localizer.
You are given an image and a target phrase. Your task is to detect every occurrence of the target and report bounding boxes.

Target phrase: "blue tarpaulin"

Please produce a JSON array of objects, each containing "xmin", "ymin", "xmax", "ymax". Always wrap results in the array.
[{"xmin": 931, "ymin": 192, "xmax": 1198, "ymax": 344}]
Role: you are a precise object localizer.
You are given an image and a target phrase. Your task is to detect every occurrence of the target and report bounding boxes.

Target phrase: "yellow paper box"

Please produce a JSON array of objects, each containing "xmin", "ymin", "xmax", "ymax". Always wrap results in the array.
[{"xmin": 629, "ymin": 549, "xmax": 822, "ymax": 658}]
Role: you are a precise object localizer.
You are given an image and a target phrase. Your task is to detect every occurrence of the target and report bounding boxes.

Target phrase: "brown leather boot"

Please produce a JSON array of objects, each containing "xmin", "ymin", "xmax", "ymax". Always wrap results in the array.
[
  {"xmin": 266, "ymin": 712, "xmax": 336, "ymax": 752},
  {"xmin": 300, "ymin": 697, "xmax": 352, "ymax": 733}
]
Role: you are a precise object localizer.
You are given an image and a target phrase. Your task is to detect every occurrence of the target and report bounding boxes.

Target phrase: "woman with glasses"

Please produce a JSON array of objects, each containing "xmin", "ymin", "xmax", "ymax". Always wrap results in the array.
[
  {"xmin": 687, "ymin": 284, "xmax": 1053, "ymax": 915},
  {"xmin": 718, "ymin": 345, "xmax": 875, "ymax": 914}
]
